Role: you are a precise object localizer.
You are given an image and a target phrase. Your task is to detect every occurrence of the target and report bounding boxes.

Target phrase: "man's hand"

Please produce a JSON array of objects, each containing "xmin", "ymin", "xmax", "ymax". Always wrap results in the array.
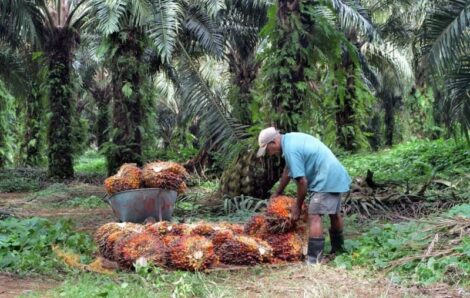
[
  {"xmin": 291, "ymin": 204, "xmax": 300, "ymax": 221},
  {"xmin": 270, "ymin": 191, "xmax": 281, "ymax": 200}
]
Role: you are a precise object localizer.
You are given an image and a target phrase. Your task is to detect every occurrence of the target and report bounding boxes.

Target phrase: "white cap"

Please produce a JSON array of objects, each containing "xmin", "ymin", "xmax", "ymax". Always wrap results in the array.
[{"xmin": 256, "ymin": 127, "xmax": 279, "ymax": 157}]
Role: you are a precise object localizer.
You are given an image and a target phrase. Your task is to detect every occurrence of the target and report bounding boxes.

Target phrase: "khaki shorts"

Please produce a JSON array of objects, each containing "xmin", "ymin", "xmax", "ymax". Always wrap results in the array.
[{"xmin": 308, "ymin": 192, "xmax": 342, "ymax": 215}]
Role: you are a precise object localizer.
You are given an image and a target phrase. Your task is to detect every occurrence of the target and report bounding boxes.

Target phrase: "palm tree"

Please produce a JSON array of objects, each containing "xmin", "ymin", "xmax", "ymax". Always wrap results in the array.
[
  {"xmin": 222, "ymin": 0, "xmax": 270, "ymax": 125},
  {"xmin": 0, "ymin": 24, "xmax": 46, "ymax": 167},
  {"xmin": 419, "ymin": 0, "xmax": 470, "ymax": 135},
  {"xmin": 88, "ymin": 0, "xmax": 247, "ymax": 174},
  {"xmin": 1, "ymin": 0, "xmax": 90, "ymax": 178}
]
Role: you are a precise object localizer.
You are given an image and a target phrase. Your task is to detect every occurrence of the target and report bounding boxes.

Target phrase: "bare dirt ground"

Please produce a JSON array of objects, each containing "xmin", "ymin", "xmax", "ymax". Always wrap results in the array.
[
  {"xmin": 0, "ymin": 273, "xmax": 58, "ymax": 298},
  {"xmin": 1, "ymin": 186, "xmax": 469, "ymax": 298},
  {"xmin": 0, "ymin": 186, "xmax": 114, "ymax": 234}
]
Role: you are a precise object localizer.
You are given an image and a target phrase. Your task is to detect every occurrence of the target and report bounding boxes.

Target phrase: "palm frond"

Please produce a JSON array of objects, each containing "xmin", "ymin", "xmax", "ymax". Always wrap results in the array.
[
  {"xmin": 0, "ymin": 0, "xmax": 47, "ymax": 46},
  {"xmin": 167, "ymin": 43, "xmax": 250, "ymax": 161},
  {"xmin": 91, "ymin": 0, "xmax": 129, "ymax": 35},
  {"xmin": 444, "ymin": 54, "xmax": 470, "ymax": 130},
  {"xmin": 147, "ymin": 0, "xmax": 182, "ymax": 62},
  {"xmin": 128, "ymin": 0, "xmax": 153, "ymax": 27},
  {"xmin": 361, "ymin": 42, "xmax": 414, "ymax": 92},
  {"xmin": 0, "ymin": 44, "xmax": 28, "ymax": 97},
  {"xmin": 201, "ymin": 0, "xmax": 226, "ymax": 17},
  {"xmin": 184, "ymin": 4, "xmax": 224, "ymax": 58},
  {"xmin": 420, "ymin": 0, "xmax": 470, "ymax": 73},
  {"xmin": 330, "ymin": 0, "xmax": 379, "ymax": 41}
]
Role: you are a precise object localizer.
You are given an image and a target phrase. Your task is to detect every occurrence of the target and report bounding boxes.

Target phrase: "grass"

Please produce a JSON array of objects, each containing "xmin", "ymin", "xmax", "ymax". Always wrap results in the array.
[
  {"xmin": 32, "ymin": 263, "xmax": 420, "ymax": 298},
  {"xmin": 334, "ymin": 203, "xmax": 470, "ymax": 287},
  {"xmin": 74, "ymin": 150, "xmax": 106, "ymax": 175},
  {"xmin": 340, "ymin": 139, "xmax": 470, "ymax": 183},
  {"xmin": 39, "ymin": 269, "xmax": 232, "ymax": 298}
]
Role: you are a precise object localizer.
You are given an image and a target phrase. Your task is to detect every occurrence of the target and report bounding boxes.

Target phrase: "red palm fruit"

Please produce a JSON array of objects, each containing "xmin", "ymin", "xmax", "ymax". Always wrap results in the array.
[
  {"xmin": 142, "ymin": 169, "xmax": 183, "ymax": 191},
  {"xmin": 113, "ymin": 232, "xmax": 166, "ymax": 269},
  {"xmin": 265, "ymin": 232, "xmax": 304, "ymax": 262},
  {"xmin": 167, "ymin": 235, "xmax": 216, "ymax": 271},
  {"xmin": 177, "ymin": 181, "xmax": 187, "ymax": 194},
  {"xmin": 190, "ymin": 222, "xmax": 216, "ymax": 237},
  {"xmin": 146, "ymin": 222, "xmax": 190, "ymax": 237},
  {"xmin": 217, "ymin": 222, "xmax": 244, "ymax": 234},
  {"xmin": 145, "ymin": 221, "xmax": 172, "ymax": 237},
  {"xmin": 217, "ymin": 235, "xmax": 273, "ymax": 265},
  {"xmin": 210, "ymin": 229, "xmax": 234, "ymax": 254},
  {"xmin": 144, "ymin": 161, "xmax": 189, "ymax": 177},
  {"xmin": 161, "ymin": 234, "xmax": 178, "ymax": 246},
  {"xmin": 95, "ymin": 222, "xmax": 142, "ymax": 260},
  {"xmin": 104, "ymin": 164, "xmax": 142, "ymax": 194},
  {"xmin": 169, "ymin": 223, "xmax": 191, "ymax": 236},
  {"xmin": 266, "ymin": 195, "xmax": 298, "ymax": 233},
  {"xmin": 244, "ymin": 214, "xmax": 268, "ymax": 238}
]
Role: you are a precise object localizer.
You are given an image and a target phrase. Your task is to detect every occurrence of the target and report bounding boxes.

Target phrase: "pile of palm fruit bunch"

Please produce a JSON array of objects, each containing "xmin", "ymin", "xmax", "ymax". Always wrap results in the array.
[
  {"xmin": 94, "ymin": 195, "xmax": 307, "ymax": 271},
  {"xmin": 244, "ymin": 195, "xmax": 307, "ymax": 262},
  {"xmin": 104, "ymin": 161, "xmax": 188, "ymax": 195}
]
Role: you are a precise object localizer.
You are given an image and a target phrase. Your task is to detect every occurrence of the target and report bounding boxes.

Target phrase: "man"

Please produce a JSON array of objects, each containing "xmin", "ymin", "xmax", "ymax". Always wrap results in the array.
[{"xmin": 257, "ymin": 127, "xmax": 351, "ymax": 264}]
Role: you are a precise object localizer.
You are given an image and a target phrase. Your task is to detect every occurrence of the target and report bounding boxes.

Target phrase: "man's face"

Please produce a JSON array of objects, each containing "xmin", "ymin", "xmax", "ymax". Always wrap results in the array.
[{"xmin": 266, "ymin": 140, "xmax": 281, "ymax": 156}]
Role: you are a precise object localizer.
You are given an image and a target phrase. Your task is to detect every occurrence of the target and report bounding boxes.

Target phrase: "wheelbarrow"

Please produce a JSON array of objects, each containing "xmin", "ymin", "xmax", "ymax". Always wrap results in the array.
[{"xmin": 104, "ymin": 188, "xmax": 177, "ymax": 223}]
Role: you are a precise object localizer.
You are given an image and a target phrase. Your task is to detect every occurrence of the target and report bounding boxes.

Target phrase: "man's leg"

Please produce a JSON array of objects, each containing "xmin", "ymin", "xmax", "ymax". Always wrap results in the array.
[
  {"xmin": 307, "ymin": 214, "xmax": 324, "ymax": 264},
  {"xmin": 329, "ymin": 213, "xmax": 344, "ymax": 254}
]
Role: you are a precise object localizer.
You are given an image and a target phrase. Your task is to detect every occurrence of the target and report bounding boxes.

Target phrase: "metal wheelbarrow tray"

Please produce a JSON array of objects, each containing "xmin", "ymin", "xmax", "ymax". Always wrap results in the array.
[{"xmin": 106, "ymin": 188, "xmax": 177, "ymax": 223}]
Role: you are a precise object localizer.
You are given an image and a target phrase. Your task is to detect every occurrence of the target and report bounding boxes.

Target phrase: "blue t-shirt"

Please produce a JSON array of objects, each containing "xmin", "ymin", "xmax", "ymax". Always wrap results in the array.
[{"xmin": 281, "ymin": 133, "xmax": 351, "ymax": 193}]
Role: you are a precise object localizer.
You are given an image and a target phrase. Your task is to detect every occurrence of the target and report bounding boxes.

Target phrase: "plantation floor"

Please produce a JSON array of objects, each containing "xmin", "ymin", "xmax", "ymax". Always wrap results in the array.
[
  {"xmin": 0, "ymin": 273, "xmax": 58, "ymax": 298},
  {"xmin": 1, "ymin": 186, "xmax": 469, "ymax": 297},
  {"xmin": 0, "ymin": 186, "xmax": 114, "ymax": 234},
  {"xmin": 214, "ymin": 265, "xmax": 468, "ymax": 298}
]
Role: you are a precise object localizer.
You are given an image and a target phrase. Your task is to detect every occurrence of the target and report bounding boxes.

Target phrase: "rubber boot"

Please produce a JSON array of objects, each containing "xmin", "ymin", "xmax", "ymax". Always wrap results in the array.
[
  {"xmin": 306, "ymin": 237, "xmax": 324, "ymax": 265},
  {"xmin": 329, "ymin": 229, "xmax": 344, "ymax": 254}
]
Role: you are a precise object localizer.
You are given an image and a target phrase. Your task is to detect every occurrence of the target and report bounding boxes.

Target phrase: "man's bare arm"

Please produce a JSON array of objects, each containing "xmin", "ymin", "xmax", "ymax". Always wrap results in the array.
[
  {"xmin": 293, "ymin": 176, "xmax": 308, "ymax": 220},
  {"xmin": 272, "ymin": 167, "xmax": 290, "ymax": 197}
]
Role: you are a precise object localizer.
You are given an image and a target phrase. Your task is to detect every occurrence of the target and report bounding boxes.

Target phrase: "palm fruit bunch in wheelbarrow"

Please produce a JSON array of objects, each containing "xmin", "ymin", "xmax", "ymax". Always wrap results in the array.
[
  {"xmin": 104, "ymin": 164, "xmax": 142, "ymax": 194},
  {"xmin": 104, "ymin": 161, "xmax": 189, "ymax": 195},
  {"xmin": 143, "ymin": 161, "xmax": 189, "ymax": 194}
]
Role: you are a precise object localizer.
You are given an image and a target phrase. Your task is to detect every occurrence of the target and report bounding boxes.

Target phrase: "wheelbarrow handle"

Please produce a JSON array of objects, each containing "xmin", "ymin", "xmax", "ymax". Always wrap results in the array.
[{"xmin": 102, "ymin": 194, "xmax": 111, "ymax": 205}]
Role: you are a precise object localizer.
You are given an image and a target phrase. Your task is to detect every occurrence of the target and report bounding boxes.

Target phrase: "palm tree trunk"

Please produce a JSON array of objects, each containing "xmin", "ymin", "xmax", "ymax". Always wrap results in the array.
[
  {"xmin": 45, "ymin": 27, "xmax": 77, "ymax": 178},
  {"xmin": 273, "ymin": 0, "xmax": 305, "ymax": 132},
  {"xmin": 335, "ymin": 40, "xmax": 358, "ymax": 151},
  {"xmin": 106, "ymin": 31, "xmax": 144, "ymax": 175},
  {"xmin": 20, "ymin": 82, "xmax": 43, "ymax": 166},
  {"xmin": 0, "ymin": 81, "xmax": 14, "ymax": 168},
  {"xmin": 90, "ymin": 86, "xmax": 111, "ymax": 149},
  {"xmin": 383, "ymin": 95, "xmax": 398, "ymax": 146},
  {"xmin": 228, "ymin": 51, "xmax": 260, "ymax": 125}
]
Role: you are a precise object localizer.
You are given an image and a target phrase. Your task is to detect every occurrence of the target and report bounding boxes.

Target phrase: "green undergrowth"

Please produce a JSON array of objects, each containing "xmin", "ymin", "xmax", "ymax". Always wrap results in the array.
[
  {"xmin": 0, "ymin": 217, "xmax": 95, "ymax": 276},
  {"xmin": 334, "ymin": 204, "xmax": 470, "ymax": 286},
  {"xmin": 341, "ymin": 139, "xmax": 469, "ymax": 183},
  {"xmin": 37, "ymin": 267, "xmax": 231, "ymax": 298},
  {"xmin": 74, "ymin": 150, "xmax": 106, "ymax": 175},
  {"xmin": 0, "ymin": 169, "xmax": 45, "ymax": 192}
]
